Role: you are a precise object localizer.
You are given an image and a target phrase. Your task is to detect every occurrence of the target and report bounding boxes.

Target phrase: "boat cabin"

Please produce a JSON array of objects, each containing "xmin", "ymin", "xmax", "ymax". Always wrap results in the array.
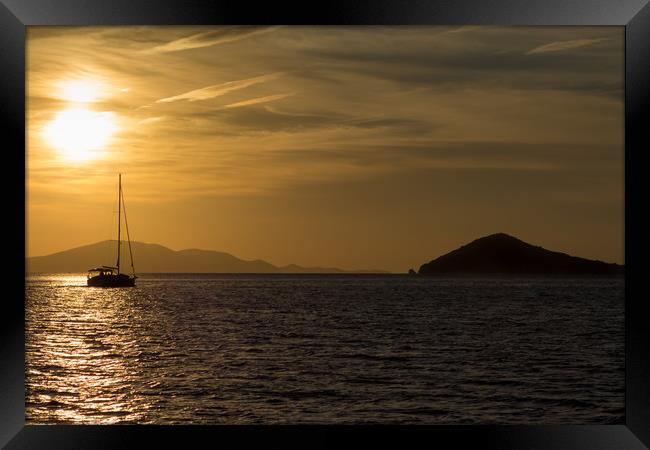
[{"xmin": 87, "ymin": 266, "xmax": 118, "ymax": 278}]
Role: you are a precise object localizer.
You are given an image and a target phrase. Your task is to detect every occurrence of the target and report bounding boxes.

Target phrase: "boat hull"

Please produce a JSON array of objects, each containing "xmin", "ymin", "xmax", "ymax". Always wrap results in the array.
[{"xmin": 87, "ymin": 274, "xmax": 136, "ymax": 287}]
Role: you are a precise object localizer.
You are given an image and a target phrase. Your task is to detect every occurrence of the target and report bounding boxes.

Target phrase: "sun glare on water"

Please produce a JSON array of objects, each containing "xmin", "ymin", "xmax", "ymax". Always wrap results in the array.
[{"xmin": 43, "ymin": 108, "xmax": 117, "ymax": 161}]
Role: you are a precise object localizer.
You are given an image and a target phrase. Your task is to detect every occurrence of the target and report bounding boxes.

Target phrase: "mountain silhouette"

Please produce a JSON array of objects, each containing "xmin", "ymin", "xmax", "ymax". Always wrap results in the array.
[
  {"xmin": 27, "ymin": 240, "xmax": 387, "ymax": 274},
  {"xmin": 418, "ymin": 233, "xmax": 623, "ymax": 275}
]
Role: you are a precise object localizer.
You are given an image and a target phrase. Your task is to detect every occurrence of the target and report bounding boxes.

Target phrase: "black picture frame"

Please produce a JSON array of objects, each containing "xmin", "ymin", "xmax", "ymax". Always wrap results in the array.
[{"xmin": 2, "ymin": 0, "xmax": 649, "ymax": 448}]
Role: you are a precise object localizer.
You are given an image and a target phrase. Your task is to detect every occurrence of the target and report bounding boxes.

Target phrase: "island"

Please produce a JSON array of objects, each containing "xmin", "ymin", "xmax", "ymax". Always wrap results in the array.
[{"xmin": 418, "ymin": 233, "xmax": 623, "ymax": 276}]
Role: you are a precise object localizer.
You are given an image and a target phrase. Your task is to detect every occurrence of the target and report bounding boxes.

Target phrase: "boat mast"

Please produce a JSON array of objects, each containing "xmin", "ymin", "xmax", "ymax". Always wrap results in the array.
[
  {"xmin": 121, "ymin": 184, "xmax": 136, "ymax": 278},
  {"xmin": 116, "ymin": 173, "xmax": 121, "ymax": 274}
]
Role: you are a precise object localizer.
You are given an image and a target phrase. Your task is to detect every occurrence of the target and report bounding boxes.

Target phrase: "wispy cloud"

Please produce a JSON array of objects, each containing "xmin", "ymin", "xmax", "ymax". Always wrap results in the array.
[
  {"xmin": 137, "ymin": 116, "xmax": 166, "ymax": 125},
  {"xmin": 526, "ymin": 38, "xmax": 609, "ymax": 55},
  {"xmin": 149, "ymin": 26, "xmax": 279, "ymax": 53},
  {"xmin": 223, "ymin": 93, "xmax": 294, "ymax": 109},
  {"xmin": 156, "ymin": 73, "xmax": 284, "ymax": 103},
  {"xmin": 444, "ymin": 26, "xmax": 481, "ymax": 34}
]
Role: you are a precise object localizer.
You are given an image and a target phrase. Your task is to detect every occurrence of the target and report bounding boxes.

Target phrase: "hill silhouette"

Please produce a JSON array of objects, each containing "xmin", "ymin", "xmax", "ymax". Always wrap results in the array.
[
  {"xmin": 27, "ymin": 240, "xmax": 387, "ymax": 274},
  {"xmin": 418, "ymin": 233, "xmax": 623, "ymax": 276}
]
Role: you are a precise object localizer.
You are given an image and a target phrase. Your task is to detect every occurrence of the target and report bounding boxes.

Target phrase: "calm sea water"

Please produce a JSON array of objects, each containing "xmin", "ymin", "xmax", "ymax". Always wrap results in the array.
[{"xmin": 26, "ymin": 274, "xmax": 624, "ymax": 424}]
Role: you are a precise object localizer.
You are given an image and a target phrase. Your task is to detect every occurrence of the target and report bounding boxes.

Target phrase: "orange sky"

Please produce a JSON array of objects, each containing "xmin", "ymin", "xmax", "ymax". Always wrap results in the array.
[{"xmin": 26, "ymin": 26, "xmax": 624, "ymax": 272}]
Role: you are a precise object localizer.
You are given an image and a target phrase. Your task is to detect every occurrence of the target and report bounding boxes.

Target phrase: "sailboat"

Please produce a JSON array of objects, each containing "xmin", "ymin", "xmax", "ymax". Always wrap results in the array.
[{"xmin": 87, "ymin": 174, "xmax": 137, "ymax": 287}]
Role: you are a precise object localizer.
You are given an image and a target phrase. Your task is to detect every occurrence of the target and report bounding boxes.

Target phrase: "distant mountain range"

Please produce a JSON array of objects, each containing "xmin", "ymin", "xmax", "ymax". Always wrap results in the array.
[
  {"xmin": 418, "ymin": 233, "xmax": 623, "ymax": 276},
  {"xmin": 26, "ymin": 240, "xmax": 387, "ymax": 274},
  {"xmin": 27, "ymin": 234, "xmax": 623, "ymax": 276}
]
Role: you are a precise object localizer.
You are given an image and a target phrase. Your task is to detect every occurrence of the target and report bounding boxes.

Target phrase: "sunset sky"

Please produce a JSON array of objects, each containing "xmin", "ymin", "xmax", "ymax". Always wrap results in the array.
[{"xmin": 26, "ymin": 26, "xmax": 624, "ymax": 272}]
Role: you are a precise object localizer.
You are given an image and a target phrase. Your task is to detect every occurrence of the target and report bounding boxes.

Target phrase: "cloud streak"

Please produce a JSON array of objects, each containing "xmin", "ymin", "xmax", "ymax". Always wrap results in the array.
[
  {"xmin": 223, "ymin": 93, "xmax": 295, "ymax": 109},
  {"xmin": 156, "ymin": 73, "xmax": 284, "ymax": 103},
  {"xmin": 149, "ymin": 26, "xmax": 279, "ymax": 53},
  {"xmin": 525, "ymin": 38, "xmax": 610, "ymax": 55}
]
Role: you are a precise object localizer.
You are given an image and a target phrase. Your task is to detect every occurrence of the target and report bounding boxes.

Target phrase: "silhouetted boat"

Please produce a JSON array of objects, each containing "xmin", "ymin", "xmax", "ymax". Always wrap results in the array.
[{"xmin": 87, "ymin": 174, "xmax": 137, "ymax": 287}]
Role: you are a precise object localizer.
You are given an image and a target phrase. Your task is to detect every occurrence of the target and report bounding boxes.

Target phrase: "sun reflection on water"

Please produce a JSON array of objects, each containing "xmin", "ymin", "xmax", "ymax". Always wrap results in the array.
[{"xmin": 26, "ymin": 275, "xmax": 157, "ymax": 423}]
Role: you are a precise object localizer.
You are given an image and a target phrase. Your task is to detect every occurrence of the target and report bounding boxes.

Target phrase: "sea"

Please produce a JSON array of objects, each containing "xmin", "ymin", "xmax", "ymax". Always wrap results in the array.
[{"xmin": 25, "ymin": 274, "xmax": 625, "ymax": 424}]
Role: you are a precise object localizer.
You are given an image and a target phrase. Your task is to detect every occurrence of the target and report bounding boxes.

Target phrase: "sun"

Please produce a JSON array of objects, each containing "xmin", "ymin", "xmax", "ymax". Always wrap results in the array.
[{"xmin": 43, "ymin": 108, "xmax": 117, "ymax": 161}]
